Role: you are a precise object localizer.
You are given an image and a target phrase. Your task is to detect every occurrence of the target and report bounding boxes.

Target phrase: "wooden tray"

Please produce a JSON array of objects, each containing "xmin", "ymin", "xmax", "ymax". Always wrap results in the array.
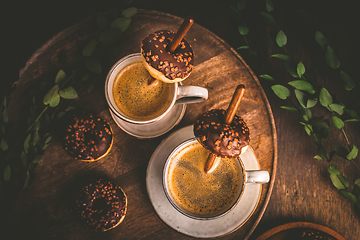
[{"xmin": 7, "ymin": 10, "xmax": 277, "ymax": 239}]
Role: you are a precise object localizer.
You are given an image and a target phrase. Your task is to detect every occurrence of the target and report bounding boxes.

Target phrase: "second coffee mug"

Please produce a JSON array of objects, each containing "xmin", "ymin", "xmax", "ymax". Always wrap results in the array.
[
  {"xmin": 105, "ymin": 53, "xmax": 208, "ymax": 125},
  {"xmin": 163, "ymin": 138, "xmax": 270, "ymax": 220}
]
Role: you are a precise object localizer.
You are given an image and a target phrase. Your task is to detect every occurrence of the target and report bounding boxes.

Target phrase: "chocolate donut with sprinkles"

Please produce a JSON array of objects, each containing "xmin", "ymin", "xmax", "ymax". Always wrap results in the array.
[
  {"xmin": 140, "ymin": 30, "xmax": 194, "ymax": 83},
  {"xmin": 62, "ymin": 111, "xmax": 113, "ymax": 161},
  {"xmin": 194, "ymin": 109, "xmax": 250, "ymax": 158},
  {"xmin": 74, "ymin": 178, "xmax": 127, "ymax": 231}
]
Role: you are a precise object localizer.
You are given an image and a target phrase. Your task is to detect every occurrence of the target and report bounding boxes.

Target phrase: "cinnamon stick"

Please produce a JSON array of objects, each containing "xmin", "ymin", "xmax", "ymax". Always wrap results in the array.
[
  {"xmin": 167, "ymin": 16, "xmax": 194, "ymax": 53},
  {"xmin": 204, "ymin": 84, "xmax": 246, "ymax": 173}
]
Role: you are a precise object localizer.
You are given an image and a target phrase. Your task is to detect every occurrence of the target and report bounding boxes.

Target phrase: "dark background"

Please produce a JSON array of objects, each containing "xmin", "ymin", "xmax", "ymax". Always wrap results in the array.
[{"xmin": 2, "ymin": 0, "xmax": 360, "ymax": 239}]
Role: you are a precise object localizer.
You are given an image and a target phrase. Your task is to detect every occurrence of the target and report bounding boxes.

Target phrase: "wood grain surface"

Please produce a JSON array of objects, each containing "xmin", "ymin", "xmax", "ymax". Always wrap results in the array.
[
  {"xmin": 4, "ymin": 10, "xmax": 276, "ymax": 240},
  {"xmin": 3, "ymin": 1, "xmax": 360, "ymax": 240}
]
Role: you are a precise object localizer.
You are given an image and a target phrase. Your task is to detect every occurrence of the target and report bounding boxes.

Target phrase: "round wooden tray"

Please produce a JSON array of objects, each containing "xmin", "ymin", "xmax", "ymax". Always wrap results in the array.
[{"xmin": 7, "ymin": 10, "xmax": 277, "ymax": 239}]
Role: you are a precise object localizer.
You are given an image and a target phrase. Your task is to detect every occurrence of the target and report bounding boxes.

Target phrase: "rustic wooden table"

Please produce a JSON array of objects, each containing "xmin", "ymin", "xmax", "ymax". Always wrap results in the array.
[{"xmin": 3, "ymin": 1, "xmax": 360, "ymax": 240}]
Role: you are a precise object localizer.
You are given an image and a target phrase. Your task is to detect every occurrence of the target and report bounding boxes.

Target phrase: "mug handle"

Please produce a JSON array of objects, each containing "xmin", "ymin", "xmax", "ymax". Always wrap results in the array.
[
  {"xmin": 245, "ymin": 170, "xmax": 270, "ymax": 185},
  {"xmin": 176, "ymin": 85, "xmax": 208, "ymax": 104}
]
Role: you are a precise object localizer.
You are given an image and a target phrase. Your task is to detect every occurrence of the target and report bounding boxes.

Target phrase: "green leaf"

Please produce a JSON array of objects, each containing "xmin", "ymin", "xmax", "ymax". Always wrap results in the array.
[
  {"xmin": 340, "ymin": 71, "xmax": 355, "ymax": 91},
  {"xmin": 111, "ymin": 17, "xmax": 131, "ymax": 32},
  {"xmin": 289, "ymin": 80, "xmax": 313, "ymax": 91},
  {"xmin": 307, "ymin": 98, "xmax": 318, "ymax": 108},
  {"xmin": 2, "ymin": 106, "xmax": 8, "ymax": 123},
  {"xmin": 271, "ymin": 85, "xmax": 290, "ymax": 100},
  {"xmin": 335, "ymin": 145, "xmax": 349, "ymax": 159},
  {"xmin": 259, "ymin": 74, "xmax": 274, "ymax": 81},
  {"xmin": 32, "ymin": 131, "xmax": 40, "ymax": 147},
  {"xmin": 99, "ymin": 28, "xmax": 120, "ymax": 45},
  {"xmin": 43, "ymin": 85, "xmax": 60, "ymax": 106},
  {"xmin": 237, "ymin": 45, "xmax": 249, "ymax": 50},
  {"xmin": 85, "ymin": 57, "xmax": 102, "ymax": 74},
  {"xmin": 329, "ymin": 103, "xmax": 344, "ymax": 115},
  {"xmin": 59, "ymin": 87, "xmax": 78, "ymax": 99},
  {"xmin": 328, "ymin": 165, "xmax": 340, "ymax": 175},
  {"xmin": 271, "ymin": 54, "xmax": 291, "ymax": 61},
  {"xmin": 49, "ymin": 91, "xmax": 60, "ymax": 107},
  {"xmin": 345, "ymin": 119, "xmax": 360, "ymax": 122},
  {"xmin": 4, "ymin": 165, "xmax": 11, "ymax": 181},
  {"xmin": 238, "ymin": 23, "xmax": 249, "ymax": 36},
  {"xmin": 121, "ymin": 7, "xmax": 137, "ymax": 18},
  {"xmin": 304, "ymin": 124, "xmax": 313, "ymax": 136},
  {"xmin": 347, "ymin": 145, "xmax": 358, "ymax": 160},
  {"xmin": 355, "ymin": 178, "xmax": 360, "ymax": 187},
  {"xmin": 332, "ymin": 116, "xmax": 344, "ymax": 129},
  {"xmin": 283, "ymin": 61, "xmax": 299, "ymax": 78},
  {"xmin": 281, "ymin": 106, "xmax": 298, "ymax": 112},
  {"xmin": 276, "ymin": 30, "xmax": 287, "ymax": 47},
  {"xmin": 96, "ymin": 14, "xmax": 110, "ymax": 29},
  {"xmin": 0, "ymin": 138, "xmax": 8, "ymax": 151},
  {"xmin": 34, "ymin": 119, "xmax": 40, "ymax": 131},
  {"xmin": 309, "ymin": 117, "xmax": 329, "ymax": 129},
  {"xmin": 339, "ymin": 175, "xmax": 350, "ymax": 188},
  {"xmin": 340, "ymin": 190, "xmax": 358, "ymax": 204},
  {"xmin": 315, "ymin": 31, "xmax": 328, "ymax": 50},
  {"xmin": 325, "ymin": 45, "xmax": 340, "ymax": 69},
  {"xmin": 330, "ymin": 174, "xmax": 345, "ymax": 189},
  {"xmin": 266, "ymin": 0, "xmax": 274, "ymax": 12},
  {"xmin": 24, "ymin": 133, "xmax": 31, "ymax": 154},
  {"xmin": 21, "ymin": 151, "xmax": 28, "ymax": 168},
  {"xmin": 32, "ymin": 155, "xmax": 43, "ymax": 164},
  {"xmin": 82, "ymin": 38, "xmax": 98, "ymax": 57},
  {"xmin": 55, "ymin": 70, "xmax": 67, "ymax": 84},
  {"xmin": 230, "ymin": 6, "xmax": 241, "ymax": 19},
  {"xmin": 301, "ymin": 108, "xmax": 312, "ymax": 121},
  {"xmin": 237, "ymin": 0, "xmax": 246, "ymax": 11},
  {"xmin": 294, "ymin": 89, "xmax": 306, "ymax": 108},
  {"xmin": 297, "ymin": 61, "xmax": 305, "ymax": 78},
  {"xmin": 317, "ymin": 145, "xmax": 329, "ymax": 161},
  {"xmin": 319, "ymin": 87, "xmax": 332, "ymax": 107},
  {"xmin": 259, "ymin": 12, "xmax": 277, "ymax": 28}
]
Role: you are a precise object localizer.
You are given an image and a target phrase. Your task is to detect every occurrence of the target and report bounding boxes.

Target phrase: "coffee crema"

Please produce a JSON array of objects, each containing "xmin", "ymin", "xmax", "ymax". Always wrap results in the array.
[
  {"xmin": 166, "ymin": 142, "xmax": 243, "ymax": 218},
  {"xmin": 112, "ymin": 62, "xmax": 173, "ymax": 121}
]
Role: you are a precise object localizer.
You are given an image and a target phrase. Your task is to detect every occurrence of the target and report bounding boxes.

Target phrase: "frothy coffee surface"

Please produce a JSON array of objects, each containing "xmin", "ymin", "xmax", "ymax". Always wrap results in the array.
[
  {"xmin": 112, "ymin": 62, "xmax": 173, "ymax": 121},
  {"xmin": 167, "ymin": 142, "xmax": 243, "ymax": 218}
]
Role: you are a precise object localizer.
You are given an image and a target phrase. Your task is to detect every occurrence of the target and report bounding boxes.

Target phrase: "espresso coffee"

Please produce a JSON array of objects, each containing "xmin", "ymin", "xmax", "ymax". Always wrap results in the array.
[
  {"xmin": 166, "ymin": 141, "xmax": 243, "ymax": 218},
  {"xmin": 112, "ymin": 62, "xmax": 174, "ymax": 121}
]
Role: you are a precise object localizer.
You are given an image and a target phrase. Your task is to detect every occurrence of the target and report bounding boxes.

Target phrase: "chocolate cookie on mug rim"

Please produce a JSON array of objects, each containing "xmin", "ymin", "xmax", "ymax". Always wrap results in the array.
[
  {"xmin": 194, "ymin": 109, "xmax": 250, "ymax": 158},
  {"xmin": 140, "ymin": 30, "xmax": 194, "ymax": 83}
]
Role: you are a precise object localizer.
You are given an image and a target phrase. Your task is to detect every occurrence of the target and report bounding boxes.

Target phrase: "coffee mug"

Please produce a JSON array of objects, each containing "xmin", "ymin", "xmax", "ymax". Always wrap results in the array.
[
  {"xmin": 163, "ymin": 138, "xmax": 269, "ymax": 220},
  {"xmin": 105, "ymin": 53, "xmax": 208, "ymax": 125}
]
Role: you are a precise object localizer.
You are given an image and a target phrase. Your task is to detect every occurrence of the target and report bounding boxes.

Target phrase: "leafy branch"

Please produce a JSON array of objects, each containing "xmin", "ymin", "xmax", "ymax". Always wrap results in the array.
[
  {"xmin": 231, "ymin": 0, "xmax": 360, "ymax": 211},
  {"xmin": 0, "ymin": 7, "xmax": 137, "ymax": 192}
]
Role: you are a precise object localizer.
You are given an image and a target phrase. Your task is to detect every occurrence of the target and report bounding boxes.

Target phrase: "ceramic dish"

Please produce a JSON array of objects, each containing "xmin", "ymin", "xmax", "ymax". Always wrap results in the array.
[
  {"xmin": 255, "ymin": 221, "xmax": 346, "ymax": 240},
  {"xmin": 146, "ymin": 125, "xmax": 262, "ymax": 238},
  {"xmin": 109, "ymin": 102, "xmax": 185, "ymax": 139}
]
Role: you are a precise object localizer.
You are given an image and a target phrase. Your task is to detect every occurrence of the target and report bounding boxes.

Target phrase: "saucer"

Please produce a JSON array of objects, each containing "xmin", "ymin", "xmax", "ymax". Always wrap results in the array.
[
  {"xmin": 146, "ymin": 125, "xmax": 261, "ymax": 238},
  {"xmin": 109, "ymin": 103, "xmax": 186, "ymax": 139}
]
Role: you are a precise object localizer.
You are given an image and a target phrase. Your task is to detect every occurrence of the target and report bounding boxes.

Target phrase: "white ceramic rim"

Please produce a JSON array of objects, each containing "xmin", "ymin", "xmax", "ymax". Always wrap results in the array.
[
  {"xmin": 146, "ymin": 125, "xmax": 262, "ymax": 238},
  {"xmin": 105, "ymin": 53, "xmax": 177, "ymax": 125},
  {"xmin": 163, "ymin": 137, "xmax": 246, "ymax": 220}
]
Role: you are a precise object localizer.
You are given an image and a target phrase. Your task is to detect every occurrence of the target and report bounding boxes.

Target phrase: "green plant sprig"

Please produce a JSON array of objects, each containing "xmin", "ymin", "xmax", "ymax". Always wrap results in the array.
[
  {"xmin": 232, "ymin": 0, "xmax": 360, "ymax": 211},
  {"xmin": 0, "ymin": 7, "xmax": 137, "ymax": 190}
]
